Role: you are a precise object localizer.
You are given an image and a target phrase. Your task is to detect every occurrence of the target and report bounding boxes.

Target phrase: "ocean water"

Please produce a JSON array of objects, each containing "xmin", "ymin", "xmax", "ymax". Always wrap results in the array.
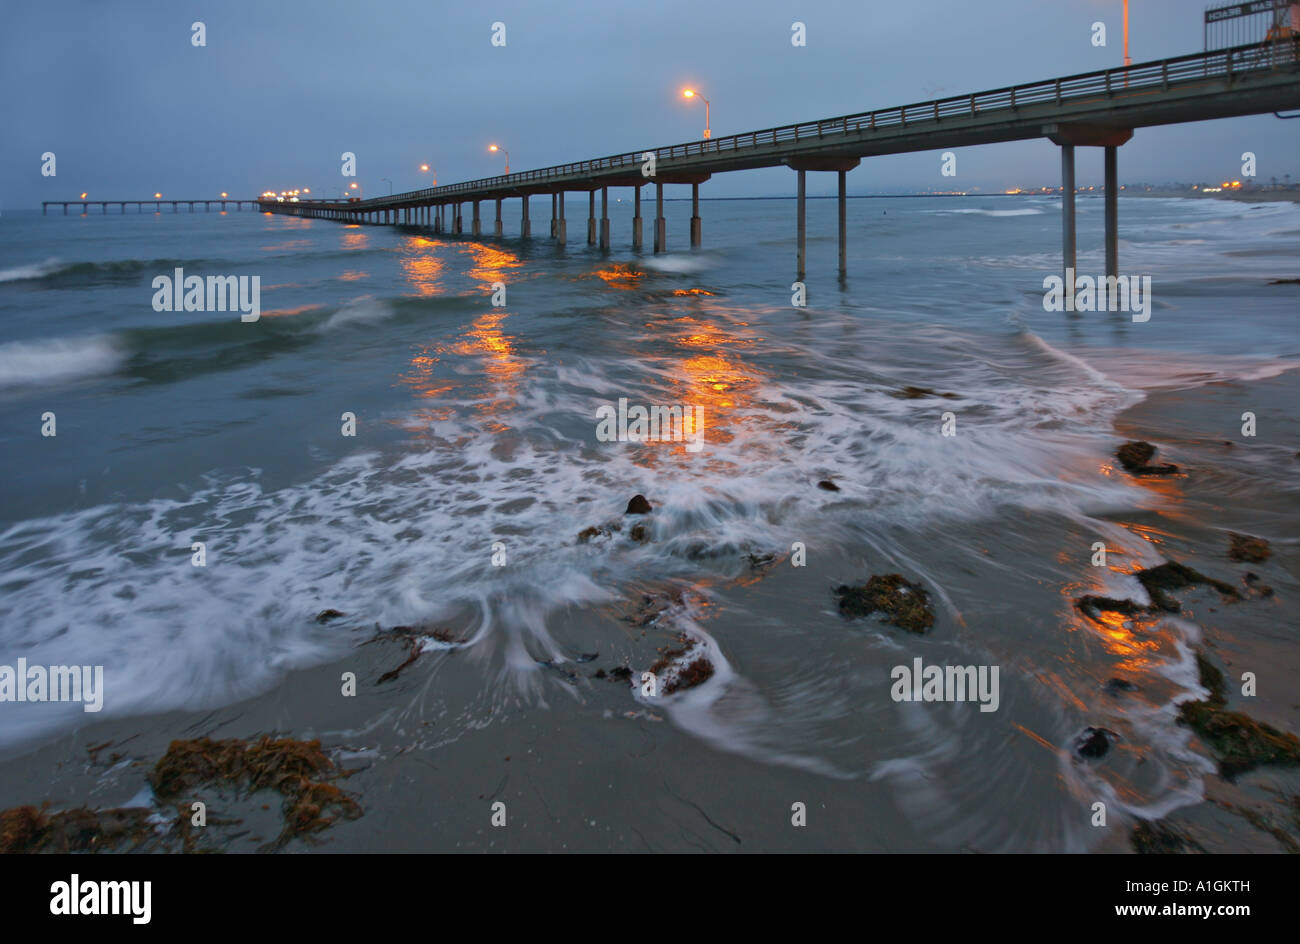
[{"xmin": 1, "ymin": 194, "xmax": 1297, "ymax": 850}]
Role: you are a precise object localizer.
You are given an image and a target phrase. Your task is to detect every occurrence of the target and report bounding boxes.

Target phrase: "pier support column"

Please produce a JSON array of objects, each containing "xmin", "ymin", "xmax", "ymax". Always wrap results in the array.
[
  {"xmin": 521, "ymin": 195, "xmax": 531, "ymax": 237},
  {"xmin": 455, "ymin": 204, "xmax": 463, "ymax": 235},
  {"xmin": 796, "ymin": 170, "xmax": 806, "ymax": 280},
  {"xmin": 434, "ymin": 206, "xmax": 441, "ymax": 233},
  {"xmin": 838, "ymin": 170, "xmax": 847, "ymax": 278},
  {"xmin": 588, "ymin": 191, "xmax": 596, "ymax": 245},
  {"xmin": 551, "ymin": 194, "xmax": 557, "ymax": 237},
  {"xmin": 473, "ymin": 201, "xmax": 481, "ymax": 236},
  {"xmin": 1105, "ymin": 145, "xmax": 1118, "ymax": 281},
  {"xmin": 1060, "ymin": 145, "xmax": 1076, "ymax": 288},
  {"xmin": 495, "ymin": 198, "xmax": 503, "ymax": 237},
  {"xmin": 654, "ymin": 183, "xmax": 665, "ymax": 253},
  {"xmin": 690, "ymin": 183, "xmax": 701, "ymax": 247},
  {"xmin": 556, "ymin": 192, "xmax": 567, "ymax": 245},
  {"xmin": 633, "ymin": 186, "xmax": 643, "ymax": 249},
  {"xmin": 599, "ymin": 187, "xmax": 609, "ymax": 251}
]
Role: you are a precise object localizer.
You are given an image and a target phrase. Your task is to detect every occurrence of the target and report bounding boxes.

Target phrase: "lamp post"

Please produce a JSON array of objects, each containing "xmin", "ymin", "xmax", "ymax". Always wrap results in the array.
[
  {"xmin": 683, "ymin": 88, "xmax": 711, "ymax": 139},
  {"xmin": 380, "ymin": 177, "xmax": 393, "ymax": 195},
  {"xmin": 419, "ymin": 163, "xmax": 437, "ymax": 187},
  {"xmin": 489, "ymin": 145, "xmax": 510, "ymax": 175}
]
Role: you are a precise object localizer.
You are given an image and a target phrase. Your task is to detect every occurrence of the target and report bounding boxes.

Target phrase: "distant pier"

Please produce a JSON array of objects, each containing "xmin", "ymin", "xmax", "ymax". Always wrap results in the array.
[{"xmin": 42, "ymin": 199, "xmax": 260, "ymax": 215}]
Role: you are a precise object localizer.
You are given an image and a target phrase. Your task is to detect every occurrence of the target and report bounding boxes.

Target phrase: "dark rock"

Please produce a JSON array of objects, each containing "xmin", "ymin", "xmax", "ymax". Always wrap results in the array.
[
  {"xmin": 744, "ymin": 551, "xmax": 776, "ymax": 569},
  {"xmin": 1076, "ymin": 595, "xmax": 1148, "ymax": 620},
  {"xmin": 1177, "ymin": 650, "xmax": 1300, "ymax": 780},
  {"xmin": 1135, "ymin": 561, "xmax": 1239, "ymax": 612},
  {"xmin": 817, "ymin": 479, "xmax": 841, "ymax": 492},
  {"xmin": 1105, "ymin": 678, "xmax": 1139, "ymax": 694},
  {"xmin": 1244, "ymin": 572, "xmax": 1275, "ymax": 597},
  {"xmin": 593, "ymin": 668, "xmax": 607, "ymax": 679},
  {"xmin": 626, "ymin": 494, "xmax": 652, "ymax": 515},
  {"xmin": 315, "ymin": 609, "xmax": 345, "ymax": 624},
  {"xmin": 1228, "ymin": 533, "xmax": 1271, "ymax": 563},
  {"xmin": 629, "ymin": 523, "xmax": 648, "ymax": 543},
  {"xmin": 1116, "ymin": 440, "xmax": 1179, "ymax": 475},
  {"xmin": 890, "ymin": 386, "xmax": 960, "ymax": 400},
  {"xmin": 834, "ymin": 574, "xmax": 935, "ymax": 633},
  {"xmin": 609, "ymin": 665, "xmax": 633, "ymax": 682},
  {"xmin": 1131, "ymin": 820, "xmax": 1205, "ymax": 854},
  {"xmin": 1075, "ymin": 726, "xmax": 1118, "ymax": 759}
]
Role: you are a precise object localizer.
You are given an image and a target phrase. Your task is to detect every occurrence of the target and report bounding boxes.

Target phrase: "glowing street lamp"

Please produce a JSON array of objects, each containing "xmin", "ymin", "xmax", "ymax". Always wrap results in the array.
[
  {"xmin": 154, "ymin": 192, "xmax": 162, "ymax": 199},
  {"xmin": 220, "ymin": 191, "xmax": 228, "ymax": 198},
  {"xmin": 489, "ymin": 144, "xmax": 510, "ymax": 175},
  {"xmin": 682, "ymin": 88, "xmax": 711, "ymax": 139},
  {"xmin": 80, "ymin": 192, "xmax": 87, "ymax": 199},
  {"xmin": 419, "ymin": 163, "xmax": 437, "ymax": 186}
]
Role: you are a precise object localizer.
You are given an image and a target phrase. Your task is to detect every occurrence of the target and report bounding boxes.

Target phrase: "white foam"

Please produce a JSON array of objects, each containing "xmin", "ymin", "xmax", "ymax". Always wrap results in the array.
[{"xmin": 0, "ymin": 335, "xmax": 125, "ymax": 389}]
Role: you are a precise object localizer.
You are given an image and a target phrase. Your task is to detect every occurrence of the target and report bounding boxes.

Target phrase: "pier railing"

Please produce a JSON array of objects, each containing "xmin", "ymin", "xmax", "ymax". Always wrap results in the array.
[{"xmin": 340, "ymin": 38, "xmax": 1298, "ymax": 209}]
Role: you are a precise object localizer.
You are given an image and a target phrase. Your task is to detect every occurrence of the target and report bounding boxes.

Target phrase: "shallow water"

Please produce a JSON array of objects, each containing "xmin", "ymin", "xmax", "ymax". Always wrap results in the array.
[{"xmin": 1, "ymin": 195, "xmax": 1297, "ymax": 850}]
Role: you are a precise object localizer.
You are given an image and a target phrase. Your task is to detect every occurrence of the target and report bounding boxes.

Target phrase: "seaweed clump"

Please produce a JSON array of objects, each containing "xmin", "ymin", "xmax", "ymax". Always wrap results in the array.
[
  {"xmin": 0, "ymin": 804, "xmax": 159, "ymax": 854},
  {"xmin": 149, "ymin": 736, "xmax": 360, "ymax": 849},
  {"xmin": 1177, "ymin": 652, "xmax": 1300, "ymax": 781},
  {"xmin": 835, "ymin": 574, "xmax": 934, "ymax": 633},
  {"xmin": 1228, "ymin": 533, "xmax": 1271, "ymax": 563}
]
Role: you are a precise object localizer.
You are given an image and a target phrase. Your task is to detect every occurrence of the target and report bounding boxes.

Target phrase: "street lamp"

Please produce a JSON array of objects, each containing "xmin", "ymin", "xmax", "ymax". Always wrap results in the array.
[
  {"xmin": 489, "ymin": 144, "xmax": 510, "ymax": 175},
  {"xmin": 683, "ymin": 88, "xmax": 711, "ymax": 139},
  {"xmin": 419, "ymin": 163, "xmax": 437, "ymax": 186}
]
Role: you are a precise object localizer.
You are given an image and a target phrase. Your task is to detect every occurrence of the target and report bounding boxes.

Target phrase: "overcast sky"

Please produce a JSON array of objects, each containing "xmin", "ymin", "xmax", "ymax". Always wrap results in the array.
[{"xmin": 3, "ymin": 0, "xmax": 1297, "ymax": 207}]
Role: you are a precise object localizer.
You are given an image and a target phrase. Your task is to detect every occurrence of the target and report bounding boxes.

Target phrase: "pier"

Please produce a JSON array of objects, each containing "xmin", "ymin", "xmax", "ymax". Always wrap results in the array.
[{"xmin": 42, "ymin": 199, "xmax": 261, "ymax": 215}]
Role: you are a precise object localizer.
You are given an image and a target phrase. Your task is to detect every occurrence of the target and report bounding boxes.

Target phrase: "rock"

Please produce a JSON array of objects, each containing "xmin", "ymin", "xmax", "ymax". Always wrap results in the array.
[
  {"xmin": 890, "ymin": 386, "xmax": 959, "ymax": 400},
  {"xmin": 315, "ymin": 609, "xmax": 345, "ymax": 624},
  {"xmin": 817, "ymin": 479, "xmax": 840, "ymax": 492},
  {"xmin": 629, "ymin": 523, "xmax": 648, "ymax": 543},
  {"xmin": 626, "ymin": 494, "xmax": 652, "ymax": 515},
  {"xmin": 1076, "ymin": 595, "xmax": 1148, "ymax": 620},
  {"xmin": 1116, "ymin": 440, "xmax": 1179, "ymax": 475},
  {"xmin": 834, "ymin": 574, "xmax": 935, "ymax": 633},
  {"xmin": 1075, "ymin": 726, "xmax": 1117, "ymax": 759},
  {"xmin": 1177, "ymin": 650, "xmax": 1300, "ymax": 780},
  {"xmin": 1243, "ymin": 572, "xmax": 1275, "ymax": 598},
  {"xmin": 744, "ymin": 551, "xmax": 776, "ymax": 570},
  {"xmin": 1228, "ymin": 533, "xmax": 1271, "ymax": 563},
  {"xmin": 1131, "ymin": 820, "xmax": 1205, "ymax": 854},
  {"xmin": 1105, "ymin": 678, "xmax": 1139, "ymax": 694},
  {"xmin": 608, "ymin": 665, "xmax": 633, "ymax": 682},
  {"xmin": 1135, "ymin": 561, "xmax": 1239, "ymax": 612}
]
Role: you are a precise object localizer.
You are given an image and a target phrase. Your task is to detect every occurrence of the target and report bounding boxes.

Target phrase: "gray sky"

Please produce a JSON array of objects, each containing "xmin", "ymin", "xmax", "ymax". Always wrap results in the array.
[{"xmin": 3, "ymin": 0, "xmax": 1297, "ymax": 207}]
